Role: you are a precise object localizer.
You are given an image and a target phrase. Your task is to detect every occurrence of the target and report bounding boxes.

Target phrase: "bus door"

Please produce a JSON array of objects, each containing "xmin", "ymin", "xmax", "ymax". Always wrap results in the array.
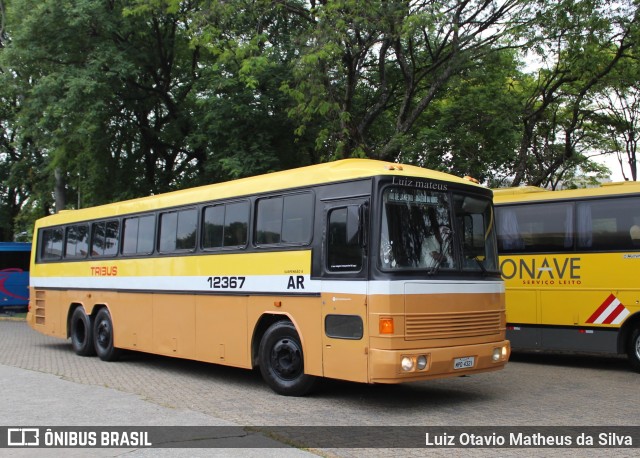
[{"xmin": 321, "ymin": 198, "xmax": 369, "ymax": 383}]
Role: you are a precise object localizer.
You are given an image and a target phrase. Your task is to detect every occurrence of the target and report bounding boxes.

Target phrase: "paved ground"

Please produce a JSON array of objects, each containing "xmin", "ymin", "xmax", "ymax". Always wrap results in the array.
[
  {"xmin": 0, "ymin": 364, "xmax": 317, "ymax": 458},
  {"xmin": 0, "ymin": 319, "xmax": 638, "ymax": 457}
]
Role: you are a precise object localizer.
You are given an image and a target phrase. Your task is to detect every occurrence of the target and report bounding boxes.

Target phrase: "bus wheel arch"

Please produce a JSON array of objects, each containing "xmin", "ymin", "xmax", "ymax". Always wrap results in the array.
[
  {"xmin": 92, "ymin": 306, "xmax": 121, "ymax": 362},
  {"xmin": 252, "ymin": 314, "xmax": 283, "ymax": 368},
  {"xmin": 619, "ymin": 313, "xmax": 640, "ymax": 373},
  {"xmin": 69, "ymin": 305, "xmax": 96, "ymax": 357},
  {"xmin": 256, "ymin": 317, "xmax": 316, "ymax": 396}
]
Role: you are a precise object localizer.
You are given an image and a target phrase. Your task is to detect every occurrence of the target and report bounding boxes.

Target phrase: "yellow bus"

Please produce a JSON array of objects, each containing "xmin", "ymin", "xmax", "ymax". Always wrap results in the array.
[
  {"xmin": 493, "ymin": 181, "xmax": 640, "ymax": 371},
  {"xmin": 27, "ymin": 159, "xmax": 509, "ymax": 395}
]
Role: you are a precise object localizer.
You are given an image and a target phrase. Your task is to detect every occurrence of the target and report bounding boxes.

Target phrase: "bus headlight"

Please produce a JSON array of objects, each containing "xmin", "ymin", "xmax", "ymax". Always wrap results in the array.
[
  {"xmin": 416, "ymin": 355, "xmax": 428, "ymax": 370},
  {"xmin": 401, "ymin": 356, "xmax": 414, "ymax": 371},
  {"xmin": 493, "ymin": 346, "xmax": 508, "ymax": 362}
]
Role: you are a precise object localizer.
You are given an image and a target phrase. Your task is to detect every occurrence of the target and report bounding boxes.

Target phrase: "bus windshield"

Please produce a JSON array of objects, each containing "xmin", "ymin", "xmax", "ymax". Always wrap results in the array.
[{"xmin": 380, "ymin": 187, "xmax": 498, "ymax": 273}]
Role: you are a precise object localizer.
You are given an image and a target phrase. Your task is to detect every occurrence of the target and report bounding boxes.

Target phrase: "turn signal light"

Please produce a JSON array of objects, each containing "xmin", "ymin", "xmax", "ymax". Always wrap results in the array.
[{"xmin": 379, "ymin": 317, "xmax": 394, "ymax": 334}]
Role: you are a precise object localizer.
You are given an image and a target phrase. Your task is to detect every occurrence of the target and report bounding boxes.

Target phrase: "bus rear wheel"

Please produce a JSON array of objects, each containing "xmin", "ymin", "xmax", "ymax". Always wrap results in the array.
[
  {"xmin": 258, "ymin": 321, "xmax": 316, "ymax": 396},
  {"xmin": 628, "ymin": 327, "xmax": 640, "ymax": 373},
  {"xmin": 70, "ymin": 307, "xmax": 95, "ymax": 356},
  {"xmin": 93, "ymin": 308, "xmax": 121, "ymax": 362}
]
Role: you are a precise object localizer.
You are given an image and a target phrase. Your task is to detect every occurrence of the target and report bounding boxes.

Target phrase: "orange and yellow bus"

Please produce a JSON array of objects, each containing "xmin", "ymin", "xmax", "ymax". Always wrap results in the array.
[
  {"xmin": 27, "ymin": 159, "xmax": 509, "ymax": 395},
  {"xmin": 494, "ymin": 181, "xmax": 640, "ymax": 371}
]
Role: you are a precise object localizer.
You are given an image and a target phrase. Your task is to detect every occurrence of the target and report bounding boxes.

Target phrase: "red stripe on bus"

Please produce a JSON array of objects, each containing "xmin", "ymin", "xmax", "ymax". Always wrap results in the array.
[
  {"xmin": 585, "ymin": 294, "xmax": 616, "ymax": 323},
  {"xmin": 602, "ymin": 303, "xmax": 626, "ymax": 325}
]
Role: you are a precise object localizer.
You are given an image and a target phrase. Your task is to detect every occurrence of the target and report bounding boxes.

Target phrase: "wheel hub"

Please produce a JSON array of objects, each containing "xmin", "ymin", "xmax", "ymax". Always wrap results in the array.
[
  {"xmin": 271, "ymin": 338, "xmax": 302, "ymax": 379},
  {"xmin": 96, "ymin": 321, "xmax": 110, "ymax": 347}
]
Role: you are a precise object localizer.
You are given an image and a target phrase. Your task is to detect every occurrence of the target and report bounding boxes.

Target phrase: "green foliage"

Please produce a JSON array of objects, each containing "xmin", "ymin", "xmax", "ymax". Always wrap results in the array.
[
  {"xmin": 0, "ymin": 0, "xmax": 639, "ymax": 239},
  {"xmin": 403, "ymin": 50, "xmax": 523, "ymax": 182}
]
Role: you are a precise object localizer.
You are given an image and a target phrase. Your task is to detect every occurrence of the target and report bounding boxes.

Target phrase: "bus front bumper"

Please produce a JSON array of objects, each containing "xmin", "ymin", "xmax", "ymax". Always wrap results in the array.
[{"xmin": 368, "ymin": 340, "xmax": 510, "ymax": 383}]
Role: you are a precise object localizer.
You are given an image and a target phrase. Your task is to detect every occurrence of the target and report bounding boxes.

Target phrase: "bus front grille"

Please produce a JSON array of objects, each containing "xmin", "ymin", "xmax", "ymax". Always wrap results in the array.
[{"xmin": 405, "ymin": 310, "xmax": 502, "ymax": 340}]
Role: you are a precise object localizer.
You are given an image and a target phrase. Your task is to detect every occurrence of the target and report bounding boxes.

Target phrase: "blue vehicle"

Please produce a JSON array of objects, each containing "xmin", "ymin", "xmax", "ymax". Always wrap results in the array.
[{"xmin": 0, "ymin": 242, "xmax": 31, "ymax": 310}]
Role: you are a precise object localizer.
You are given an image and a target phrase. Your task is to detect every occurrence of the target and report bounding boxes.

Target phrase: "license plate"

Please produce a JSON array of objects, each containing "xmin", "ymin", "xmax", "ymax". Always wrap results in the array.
[{"xmin": 453, "ymin": 356, "xmax": 475, "ymax": 370}]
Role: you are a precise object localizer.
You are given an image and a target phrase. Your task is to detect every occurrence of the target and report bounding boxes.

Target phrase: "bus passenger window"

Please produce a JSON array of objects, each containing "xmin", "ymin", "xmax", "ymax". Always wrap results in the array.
[
  {"xmin": 578, "ymin": 197, "xmax": 640, "ymax": 251},
  {"xmin": 282, "ymin": 194, "xmax": 313, "ymax": 244},
  {"xmin": 202, "ymin": 201, "xmax": 249, "ymax": 249},
  {"xmin": 91, "ymin": 220, "xmax": 120, "ymax": 257},
  {"xmin": 202, "ymin": 206, "xmax": 225, "ymax": 248},
  {"xmin": 159, "ymin": 209, "xmax": 197, "ymax": 252},
  {"xmin": 224, "ymin": 202, "xmax": 248, "ymax": 247},
  {"xmin": 41, "ymin": 228, "xmax": 63, "ymax": 260},
  {"xmin": 104, "ymin": 221, "xmax": 120, "ymax": 256},
  {"xmin": 496, "ymin": 202, "xmax": 573, "ymax": 253},
  {"xmin": 327, "ymin": 206, "xmax": 362, "ymax": 272},
  {"xmin": 122, "ymin": 215, "xmax": 155, "ymax": 255},
  {"xmin": 65, "ymin": 225, "xmax": 89, "ymax": 258},
  {"xmin": 256, "ymin": 197, "xmax": 284, "ymax": 244},
  {"xmin": 256, "ymin": 193, "xmax": 313, "ymax": 246}
]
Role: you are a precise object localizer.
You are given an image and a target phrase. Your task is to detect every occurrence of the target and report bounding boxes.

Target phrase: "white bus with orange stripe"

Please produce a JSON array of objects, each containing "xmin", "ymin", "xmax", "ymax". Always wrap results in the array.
[
  {"xmin": 27, "ymin": 159, "xmax": 509, "ymax": 396},
  {"xmin": 493, "ymin": 182, "xmax": 640, "ymax": 371}
]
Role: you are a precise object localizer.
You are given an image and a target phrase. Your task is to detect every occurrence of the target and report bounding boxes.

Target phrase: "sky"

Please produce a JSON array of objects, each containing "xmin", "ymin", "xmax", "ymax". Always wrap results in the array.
[{"xmin": 595, "ymin": 154, "xmax": 628, "ymax": 182}]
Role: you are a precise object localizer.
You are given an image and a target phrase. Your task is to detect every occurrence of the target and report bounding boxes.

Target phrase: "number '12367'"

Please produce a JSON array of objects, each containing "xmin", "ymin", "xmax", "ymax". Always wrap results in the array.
[{"xmin": 207, "ymin": 276, "xmax": 245, "ymax": 289}]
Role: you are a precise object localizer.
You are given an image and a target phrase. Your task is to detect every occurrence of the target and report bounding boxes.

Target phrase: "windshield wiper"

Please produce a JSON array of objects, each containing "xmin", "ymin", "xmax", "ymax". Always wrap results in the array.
[{"xmin": 472, "ymin": 256, "xmax": 488, "ymax": 276}]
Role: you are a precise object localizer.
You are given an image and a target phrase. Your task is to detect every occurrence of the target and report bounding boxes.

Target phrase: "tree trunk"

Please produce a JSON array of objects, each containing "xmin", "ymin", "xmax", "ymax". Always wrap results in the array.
[{"xmin": 54, "ymin": 168, "xmax": 66, "ymax": 213}]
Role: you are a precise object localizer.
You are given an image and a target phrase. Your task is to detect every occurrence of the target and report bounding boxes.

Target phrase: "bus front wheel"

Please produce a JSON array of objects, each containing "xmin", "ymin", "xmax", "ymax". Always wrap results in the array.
[
  {"xmin": 93, "ymin": 308, "xmax": 121, "ymax": 362},
  {"xmin": 628, "ymin": 327, "xmax": 640, "ymax": 373},
  {"xmin": 258, "ymin": 321, "xmax": 316, "ymax": 396},
  {"xmin": 70, "ymin": 307, "xmax": 95, "ymax": 356}
]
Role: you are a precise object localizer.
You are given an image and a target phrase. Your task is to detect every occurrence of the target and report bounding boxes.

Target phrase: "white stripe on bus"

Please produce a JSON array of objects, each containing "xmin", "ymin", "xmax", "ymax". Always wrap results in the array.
[
  {"xmin": 30, "ymin": 276, "xmax": 503, "ymax": 296},
  {"xmin": 593, "ymin": 298, "xmax": 621, "ymax": 324}
]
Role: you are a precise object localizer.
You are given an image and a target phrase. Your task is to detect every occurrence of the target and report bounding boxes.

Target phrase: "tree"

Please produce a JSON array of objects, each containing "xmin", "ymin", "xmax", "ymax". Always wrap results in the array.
[
  {"xmin": 4, "ymin": 0, "xmax": 214, "ymax": 204},
  {"xmin": 273, "ymin": 0, "xmax": 534, "ymax": 161},
  {"xmin": 402, "ymin": 49, "xmax": 523, "ymax": 183},
  {"xmin": 2, "ymin": 0, "xmax": 640, "ymax": 241},
  {"xmin": 510, "ymin": 0, "xmax": 638, "ymax": 186},
  {"xmin": 1, "ymin": 0, "xmax": 54, "ymax": 240},
  {"xmin": 593, "ymin": 55, "xmax": 640, "ymax": 181},
  {"xmin": 3, "ymin": 0, "xmax": 318, "ymax": 215}
]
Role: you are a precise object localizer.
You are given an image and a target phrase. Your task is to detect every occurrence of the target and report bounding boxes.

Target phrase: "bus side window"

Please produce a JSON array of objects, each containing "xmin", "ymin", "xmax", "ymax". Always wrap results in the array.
[
  {"xmin": 41, "ymin": 228, "xmax": 63, "ymax": 260},
  {"xmin": 496, "ymin": 208, "xmax": 524, "ymax": 252},
  {"xmin": 282, "ymin": 194, "xmax": 313, "ymax": 244},
  {"xmin": 255, "ymin": 193, "xmax": 313, "ymax": 246},
  {"xmin": 122, "ymin": 215, "xmax": 155, "ymax": 255},
  {"xmin": 65, "ymin": 224, "xmax": 89, "ymax": 259},
  {"xmin": 91, "ymin": 220, "xmax": 120, "ymax": 257},
  {"xmin": 256, "ymin": 197, "xmax": 283, "ymax": 245},
  {"xmin": 327, "ymin": 206, "xmax": 362, "ymax": 272},
  {"xmin": 578, "ymin": 197, "xmax": 640, "ymax": 251},
  {"xmin": 159, "ymin": 208, "xmax": 197, "ymax": 253},
  {"xmin": 202, "ymin": 201, "xmax": 249, "ymax": 249}
]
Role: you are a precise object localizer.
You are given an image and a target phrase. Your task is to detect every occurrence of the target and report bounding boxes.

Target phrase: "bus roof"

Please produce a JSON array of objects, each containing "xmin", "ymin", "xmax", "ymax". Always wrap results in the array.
[
  {"xmin": 492, "ymin": 181, "xmax": 640, "ymax": 205},
  {"xmin": 0, "ymin": 242, "xmax": 31, "ymax": 252},
  {"xmin": 35, "ymin": 159, "xmax": 485, "ymax": 227}
]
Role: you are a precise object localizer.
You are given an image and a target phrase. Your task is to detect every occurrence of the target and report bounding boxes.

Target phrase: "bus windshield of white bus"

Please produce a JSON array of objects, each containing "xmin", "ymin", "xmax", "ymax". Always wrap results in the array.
[{"xmin": 380, "ymin": 187, "xmax": 497, "ymax": 273}]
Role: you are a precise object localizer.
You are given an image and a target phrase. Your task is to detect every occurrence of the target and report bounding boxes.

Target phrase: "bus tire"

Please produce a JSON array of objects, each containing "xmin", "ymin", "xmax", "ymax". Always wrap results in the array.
[
  {"xmin": 70, "ymin": 307, "xmax": 95, "ymax": 356},
  {"xmin": 93, "ymin": 308, "xmax": 121, "ymax": 362},
  {"xmin": 258, "ymin": 321, "xmax": 316, "ymax": 396},
  {"xmin": 628, "ymin": 327, "xmax": 640, "ymax": 373}
]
